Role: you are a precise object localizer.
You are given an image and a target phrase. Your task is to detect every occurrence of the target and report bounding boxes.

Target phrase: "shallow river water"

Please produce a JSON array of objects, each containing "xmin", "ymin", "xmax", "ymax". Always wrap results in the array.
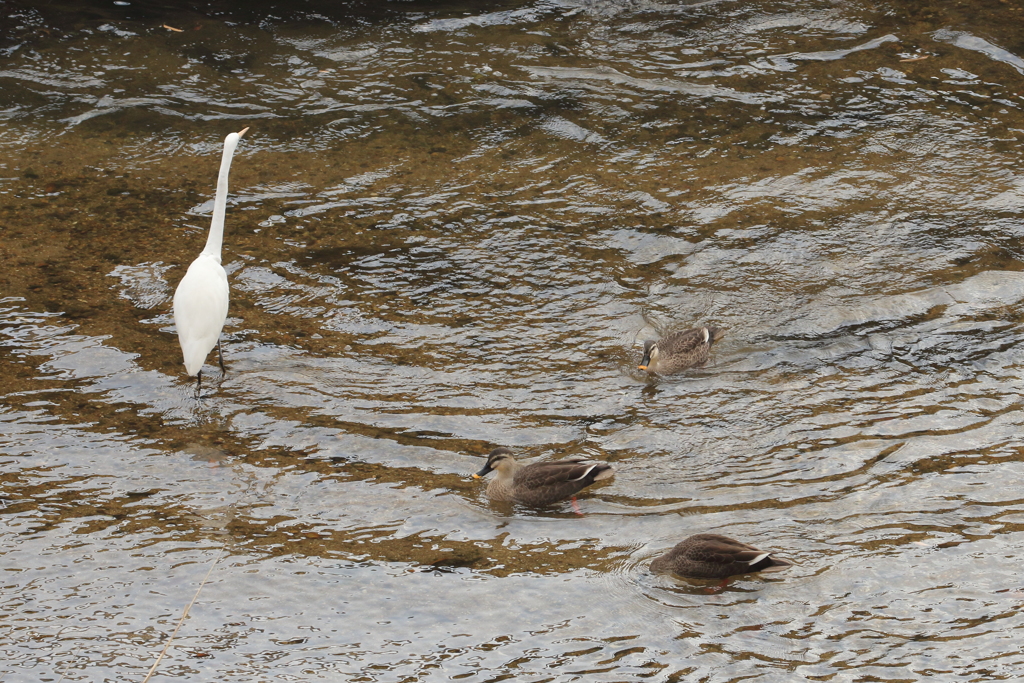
[{"xmin": 5, "ymin": 0, "xmax": 1024, "ymax": 680}]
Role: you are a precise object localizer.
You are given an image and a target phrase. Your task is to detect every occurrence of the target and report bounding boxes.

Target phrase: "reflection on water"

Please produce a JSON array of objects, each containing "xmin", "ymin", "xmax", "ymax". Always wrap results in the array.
[{"xmin": 5, "ymin": 0, "xmax": 1024, "ymax": 679}]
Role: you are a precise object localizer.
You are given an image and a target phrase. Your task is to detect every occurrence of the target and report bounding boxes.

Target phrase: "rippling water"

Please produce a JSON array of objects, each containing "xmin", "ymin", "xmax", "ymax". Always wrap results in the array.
[{"xmin": 5, "ymin": 0, "xmax": 1024, "ymax": 679}]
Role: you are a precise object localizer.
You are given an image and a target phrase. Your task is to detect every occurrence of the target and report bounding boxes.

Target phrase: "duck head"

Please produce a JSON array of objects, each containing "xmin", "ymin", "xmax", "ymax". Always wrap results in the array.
[
  {"xmin": 473, "ymin": 447, "xmax": 515, "ymax": 478},
  {"xmin": 638, "ymin": 340, "xmax": 659, "ymax": 371}
]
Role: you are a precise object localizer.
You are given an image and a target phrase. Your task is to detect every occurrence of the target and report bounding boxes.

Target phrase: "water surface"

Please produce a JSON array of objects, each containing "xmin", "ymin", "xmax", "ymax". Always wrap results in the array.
[{"xmin": 4, "ymin": 0, "xmax": 1024, "ymax": 680}]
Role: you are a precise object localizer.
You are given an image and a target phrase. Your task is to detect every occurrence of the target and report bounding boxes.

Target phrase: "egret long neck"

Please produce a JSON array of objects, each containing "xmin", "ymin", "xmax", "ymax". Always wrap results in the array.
[{"xmin": 202, "ymin": 132, "xmax": 241, "ymax": 260}]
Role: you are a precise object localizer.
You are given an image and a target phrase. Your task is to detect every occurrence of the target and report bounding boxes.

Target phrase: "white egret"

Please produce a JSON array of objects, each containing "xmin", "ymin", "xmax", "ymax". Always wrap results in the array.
[{"xmin": 172, "ymin": 127, "xmax": 248, "ymax": 391}]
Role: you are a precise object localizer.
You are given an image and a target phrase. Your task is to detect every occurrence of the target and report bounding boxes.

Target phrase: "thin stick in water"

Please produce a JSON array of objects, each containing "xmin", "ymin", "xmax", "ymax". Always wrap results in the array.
[
  {"xmin": 55, "ymin": 654, "xmax": 78, "ymax": 683},
  {"xmin": 141, "ymin": 554, "xmax": 222, "ymax": 683}
]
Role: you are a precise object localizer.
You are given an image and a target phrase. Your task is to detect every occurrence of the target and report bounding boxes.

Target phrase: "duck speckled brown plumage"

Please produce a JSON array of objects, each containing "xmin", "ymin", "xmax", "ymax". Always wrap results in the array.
[
  {"xmin": 472, "ymin": 447, "xmax": 615, "ymax": 506},
  {"xmin": 649, "ymin": 534, "xmax": 792, "ymax": 579},
  {"xmin": 638, "ymin": 326, "xmax": 725, "ymax": 375}
]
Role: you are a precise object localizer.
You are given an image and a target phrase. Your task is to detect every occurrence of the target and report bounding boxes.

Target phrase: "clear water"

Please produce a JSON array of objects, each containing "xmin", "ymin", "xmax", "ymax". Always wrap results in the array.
[{"xmin": 4, "ymin": 0, "xmax": 1024, "ymax": 680}]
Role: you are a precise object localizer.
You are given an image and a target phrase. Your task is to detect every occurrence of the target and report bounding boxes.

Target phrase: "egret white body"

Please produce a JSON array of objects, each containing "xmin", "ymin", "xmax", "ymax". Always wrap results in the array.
[{"xmin": 173, "ymin": 128, "xmax": 247, "ymax": 381}]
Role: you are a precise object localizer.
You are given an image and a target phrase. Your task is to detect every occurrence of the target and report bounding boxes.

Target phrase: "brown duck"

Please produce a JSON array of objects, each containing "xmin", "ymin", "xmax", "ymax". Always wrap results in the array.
[
  {"xmin": 472, "ymin": 447, "xmax": 615, "ymax": 506},
  {"xmin": 638, "ymin": 326, "xmax": 725, "ymax": 374},
  {"xmin": 649, "ymin": 534, "xmax": 792, "ymax": 579}
]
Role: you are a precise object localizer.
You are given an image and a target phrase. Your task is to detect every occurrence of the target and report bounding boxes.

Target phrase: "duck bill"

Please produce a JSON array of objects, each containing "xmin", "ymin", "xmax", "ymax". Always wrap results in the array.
[
  {"xmin": 474, "ymin": 464, "xmax": 492, "ymax": 478},
  {"xmin": 638, "ymin": 353, "xmax": 651, "ymax": 371}
]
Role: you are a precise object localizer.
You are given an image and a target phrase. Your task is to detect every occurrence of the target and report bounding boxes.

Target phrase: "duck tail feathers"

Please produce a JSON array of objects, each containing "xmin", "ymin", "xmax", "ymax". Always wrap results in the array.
[{"xmin": 756, "ymin": 554, "xmax": 793, "ymax": 572}]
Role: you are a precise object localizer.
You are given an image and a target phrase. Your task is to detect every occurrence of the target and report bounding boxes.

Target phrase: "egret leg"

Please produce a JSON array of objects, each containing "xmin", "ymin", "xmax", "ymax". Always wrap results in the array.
[
  {"xmin": 217, "ymin": 340, "xmax": 226, "ymax": 375},
  {"xmin": 195, "ymin": 369, "xmax": 203, "ymax": 397}
]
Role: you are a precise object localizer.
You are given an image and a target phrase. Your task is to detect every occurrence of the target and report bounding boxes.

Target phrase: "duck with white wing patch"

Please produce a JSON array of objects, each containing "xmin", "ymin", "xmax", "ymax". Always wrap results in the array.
[
  {"xmin": 638, "ymin": 325, "xmax": 725, "ymax": 375},
  {"xmin": 473, "ymin": 447, "xmax": 615, "ymax": 507}
]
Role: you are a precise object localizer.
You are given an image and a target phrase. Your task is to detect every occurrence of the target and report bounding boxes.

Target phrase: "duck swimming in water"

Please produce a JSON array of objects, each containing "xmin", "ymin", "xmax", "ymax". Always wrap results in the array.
[
  {"xmin": 649, "ymin": 533, "xmax": 792, "ymax": 579},
  {"xmin": 472, "ymin": 447, "xmax": 615, "ymax": 506},
  {"xmin": 638, "ymin": 326, "xmax": 725, "ymax": 375}
]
